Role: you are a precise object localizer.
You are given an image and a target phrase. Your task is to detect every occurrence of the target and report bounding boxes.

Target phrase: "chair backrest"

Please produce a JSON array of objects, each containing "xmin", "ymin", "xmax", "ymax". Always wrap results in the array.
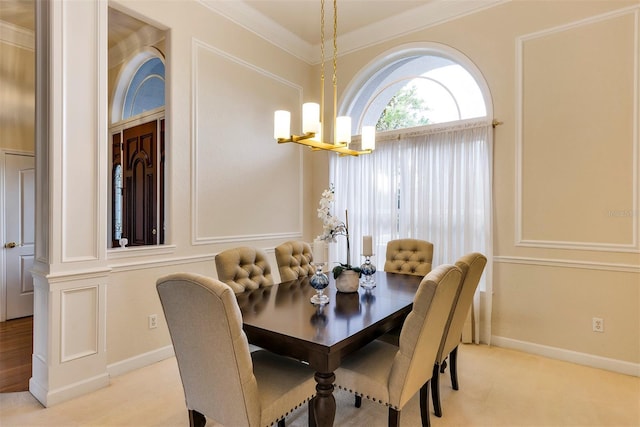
[
  {"xmin": 215, "ymin": 246, "xmax": 274, "ymax": 293},
  {"xmin": 437, "ymin": 252, "xmax": 487, "ymax": 363},
  {"xmin": 384, "ymin": 239, "xmax": 434, "ymax": 276},
  {"xmin": 156, "ymin": 273, "xmax": 261, "ymax": 427},
  {"xmin": 275, "ymin": 240, "xmax": 314, "ymax": 282},
  {"xmin": 388, "ymin": 264, "xmax": 462, "ymax": 408}
]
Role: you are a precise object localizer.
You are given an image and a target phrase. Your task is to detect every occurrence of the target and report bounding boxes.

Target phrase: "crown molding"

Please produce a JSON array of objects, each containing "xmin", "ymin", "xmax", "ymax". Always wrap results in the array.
[
  {"xmin": 198, "ymin": 0, "xmax": 314, "ymax": 63},
  {"xmin": 199, "ymin": 0, "xmax": 508, "ymax": 65},
  {"xmin": 335, "ymin": 0, "xmax": 509, "ymax": 58}
]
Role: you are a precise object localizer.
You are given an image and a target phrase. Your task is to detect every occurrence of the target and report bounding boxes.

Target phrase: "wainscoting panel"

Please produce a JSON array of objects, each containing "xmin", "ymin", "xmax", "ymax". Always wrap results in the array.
[
  {"xmin": 191, "ymin": 39, "xmax": 303, "ymax": 245},
  {"xmin": 516, "ymin": 8, "xmax": 639, "ymax": 252},
  {"xmin": 61, "ymin": 286, "xmax": 99, "ymax": 362}
]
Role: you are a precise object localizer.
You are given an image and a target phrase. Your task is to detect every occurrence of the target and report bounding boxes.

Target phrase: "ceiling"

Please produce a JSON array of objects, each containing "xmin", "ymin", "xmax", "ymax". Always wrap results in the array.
[
  {"xmin": 201, "ymin": 0, "xmax": 505, "ymax": 62},
  {"xmin": 1, "ymin": 0, "xmax": 506, "ymax": 63},
  {"xmin": 242, "ymin": 0, "xmax": 436, "ymax": 45}
]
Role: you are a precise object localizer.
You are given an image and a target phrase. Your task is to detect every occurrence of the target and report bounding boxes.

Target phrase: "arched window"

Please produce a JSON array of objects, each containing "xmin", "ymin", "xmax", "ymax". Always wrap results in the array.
[
  {"xmin": 112, "ymin": 49, "xmax": 165, "ymax": 123},
  {"xmin": 342, "ymin": 43, "xmax": 490, "ymax": 134},
  {"xmin": 122, "ymin": 57, "xmax": 165, "ymax": 120},
  {"xmin": 331, "ymin": 43, "xmax": 493, "ymax": 344}
]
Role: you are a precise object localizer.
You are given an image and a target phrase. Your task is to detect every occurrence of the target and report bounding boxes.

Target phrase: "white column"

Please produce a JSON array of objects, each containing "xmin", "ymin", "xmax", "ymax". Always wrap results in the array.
[{"xmin": 30, "ymin": 0, "xmax": 110, "ymax": 406}]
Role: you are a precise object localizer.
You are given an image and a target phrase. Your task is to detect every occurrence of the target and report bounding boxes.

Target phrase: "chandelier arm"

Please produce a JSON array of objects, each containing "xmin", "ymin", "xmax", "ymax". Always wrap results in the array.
[{"xmin": 277, "ymin": 137, "xmax": 371, "ymax": 156}]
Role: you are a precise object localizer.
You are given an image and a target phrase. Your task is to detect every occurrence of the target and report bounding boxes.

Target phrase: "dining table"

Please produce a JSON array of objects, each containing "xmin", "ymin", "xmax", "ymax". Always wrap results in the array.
[{"xmin": 237, "ymin": 270, "xmax": 423, "ymax": 427}]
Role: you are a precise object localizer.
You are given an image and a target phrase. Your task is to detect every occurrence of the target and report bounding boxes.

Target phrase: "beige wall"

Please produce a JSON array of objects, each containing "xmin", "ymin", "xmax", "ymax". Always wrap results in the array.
[
  {"xmin": 0, "ymin": 40, "xmax": 34, "ymax": 152},
  {"xmin": 333, "ymin": 0, "xmax": 640, "ymax": 369}
]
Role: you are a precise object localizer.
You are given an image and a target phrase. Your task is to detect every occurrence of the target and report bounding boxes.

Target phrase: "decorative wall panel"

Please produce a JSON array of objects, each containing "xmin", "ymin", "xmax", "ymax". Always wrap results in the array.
[
  {"xmin": 61, "ymin": 286, "xmax": 98, "ymax": 362},
  {"xmin": 517, "ymin": 10, "xmax": 638, "ymax": 251},
  {"xmin": 192, "ymin": 40, "xmax": 302, "ymax": 243},
  {"xmin": 61, "ymin": 0, "xmax": 100, "ymax": 261}
]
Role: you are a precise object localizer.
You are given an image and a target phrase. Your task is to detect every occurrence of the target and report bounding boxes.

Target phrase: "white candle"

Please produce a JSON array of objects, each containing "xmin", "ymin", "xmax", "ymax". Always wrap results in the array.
[
  {"xmin": 363, "ymin": 235, "xmax": 373, "ymax": 256},
  {"xmin": 313, "ymin": 240, "xmax": 325, "ymax": 264},
  {"xmin": 302, "ymin": 102, "xmax": 320, "ymax": 134},
  {"xmin": 361, "ymin": 126, "xmax": 376, "ymax": 151},
  {"xmin": 274, "ymin": 110, "xmax": 291, "ymax": 139},
  {"xmin": 335, "ymin": 116, "xmax": 352, "ymax": 145}
]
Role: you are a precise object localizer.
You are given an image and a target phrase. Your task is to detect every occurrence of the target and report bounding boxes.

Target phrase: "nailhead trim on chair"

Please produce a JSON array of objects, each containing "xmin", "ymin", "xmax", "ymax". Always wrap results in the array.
[
  {"xmin": 265, "ymin": 394, "xmax": 316, "ymax": 427},
  {"xmin": 335, "ymin": 385, "xmax": 399, "ymax": 410}
]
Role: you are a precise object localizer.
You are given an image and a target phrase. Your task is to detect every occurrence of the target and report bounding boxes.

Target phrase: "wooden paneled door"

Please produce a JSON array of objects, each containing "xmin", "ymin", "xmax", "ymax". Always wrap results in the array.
[{"xmin": 112, "ymin": 119, "xmax": 164, "ymax": 247}]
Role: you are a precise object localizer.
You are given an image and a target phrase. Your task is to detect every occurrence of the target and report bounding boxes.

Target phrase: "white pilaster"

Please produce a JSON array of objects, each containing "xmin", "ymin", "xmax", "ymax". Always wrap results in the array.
[{"xmin": 31, "ymin": 0, "xmax": 110, "ymax": 406}]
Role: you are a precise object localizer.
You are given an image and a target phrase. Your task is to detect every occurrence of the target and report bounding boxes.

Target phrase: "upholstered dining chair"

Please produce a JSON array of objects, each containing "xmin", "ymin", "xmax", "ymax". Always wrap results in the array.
[
  {"xmin": 431, "ymin": 252, "xmax": 487, "ymax": 418},
  {"xmin": 384, "ymin": 239, "xmax": 434, "ymax": 276},
  {"xmin": 335, "ymin": 264, "xmax": 463, "ymax": 427},
  {"xmin": 215, "ymin": 246, "xmax": 274, "ymax": 293},
  {"xmin": 377, "ymin": 238, "xmax": 434, "ymax": 346},
  {"xmin": 275, "ymin": 240, "xmax": 314, "ymax": 282},
  {"xmin": 156, "ymin": 273, "xmax": 316, "ymax": 427}
]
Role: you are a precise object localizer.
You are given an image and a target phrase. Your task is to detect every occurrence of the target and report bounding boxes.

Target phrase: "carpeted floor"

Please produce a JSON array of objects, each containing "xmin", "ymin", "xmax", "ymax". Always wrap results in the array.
[{"xmin": 1, "ymin": 344, "xmax": 638, "ymax": 426}]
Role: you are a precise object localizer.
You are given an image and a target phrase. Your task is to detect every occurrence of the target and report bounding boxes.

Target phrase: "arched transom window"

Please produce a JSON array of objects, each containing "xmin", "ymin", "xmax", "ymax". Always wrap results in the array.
[{"xmin": 343, "ymin": 44, "xmax": 489, "ymax": 134}]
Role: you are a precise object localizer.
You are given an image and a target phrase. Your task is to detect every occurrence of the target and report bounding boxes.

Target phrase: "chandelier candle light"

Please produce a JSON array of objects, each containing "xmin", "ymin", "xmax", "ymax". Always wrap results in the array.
[{"xmin": 273, "ymin": 0, "xmax": 375, "ymax": 156}]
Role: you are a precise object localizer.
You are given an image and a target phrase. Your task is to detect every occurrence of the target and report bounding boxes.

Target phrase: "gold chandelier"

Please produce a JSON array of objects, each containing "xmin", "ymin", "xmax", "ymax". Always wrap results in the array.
[{"xmin": 273, "ymin": 0, "xmax": 375, "ymax": 156}]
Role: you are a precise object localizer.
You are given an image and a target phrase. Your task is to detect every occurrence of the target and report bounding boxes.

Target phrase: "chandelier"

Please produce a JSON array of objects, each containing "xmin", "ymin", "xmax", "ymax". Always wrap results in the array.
[{"xmin": 273, "ymin": 0, "xmax": 375, "ymax": 156}]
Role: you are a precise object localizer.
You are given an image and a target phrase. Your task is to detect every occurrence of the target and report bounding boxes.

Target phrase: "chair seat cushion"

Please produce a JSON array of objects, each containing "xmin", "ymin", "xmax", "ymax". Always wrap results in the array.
[
  {"xmin": 252, "ymin": 350, "xmax": 317, "ymax": 426},
  {"xmin": 335, "ymin": 340, "xmax": 398, "ymax": 407}
]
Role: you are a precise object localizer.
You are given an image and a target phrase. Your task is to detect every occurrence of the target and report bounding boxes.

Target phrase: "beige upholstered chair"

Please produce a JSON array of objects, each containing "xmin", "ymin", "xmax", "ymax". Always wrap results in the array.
[
  {"xmin": 275, "ymin": 241, "xmax": 314, "ymax": 282},
  {"xmin": 156, "ymin": 273, "xmax": 316, "ymax": 427},
  {"xmin": 431, "ymin": 252, "xmax": 487, "ymax": 418},
  {"xmin": 377, "ymin": 238, "xmax": 434, "ymax": 346},
  {"xmin": 215, "ymin": 246, "xmax": 274, "ymax": 293},
  {"xmin": 384, "ymin": 239, "xmax": 434, "ymax": 276},
  {"xmin": 335, "ymin": 264, "xmax": 463, "ymax": 427}
]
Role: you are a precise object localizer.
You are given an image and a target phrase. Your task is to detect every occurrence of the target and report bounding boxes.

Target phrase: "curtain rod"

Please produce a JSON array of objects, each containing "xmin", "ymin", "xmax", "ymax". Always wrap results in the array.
[{"xmin": 351, "ymin": 118, "xmax": 499, "ymax": 144}]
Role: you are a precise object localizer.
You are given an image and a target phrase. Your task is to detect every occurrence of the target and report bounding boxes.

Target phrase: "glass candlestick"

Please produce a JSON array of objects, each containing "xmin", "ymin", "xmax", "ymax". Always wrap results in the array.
[
  {"xmin": 309, "ymin": 264, "xmax": 330, "ymax": 305},
  {"xmin": 360, "ymin": 255, "xmax": 377, "ymax": 290}
]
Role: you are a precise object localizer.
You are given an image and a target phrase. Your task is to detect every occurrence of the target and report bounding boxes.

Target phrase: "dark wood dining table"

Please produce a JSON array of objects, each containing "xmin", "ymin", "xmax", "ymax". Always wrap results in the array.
[{"xmin": 237, "ymin": 270, "xmax": 423, "ymax": 427}]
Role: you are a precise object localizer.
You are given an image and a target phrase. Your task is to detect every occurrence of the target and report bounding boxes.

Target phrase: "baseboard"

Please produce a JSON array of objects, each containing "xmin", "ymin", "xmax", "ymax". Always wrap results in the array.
[
  {"xmin": 29, "ymin": 372, "xmax": 110, "ymax": 407},
  {"xmin": 491, "ymin": 336, "xmax": 640, "ymax": 377},
  {"xmin": 107, "ymin": 345, "xmax": 175, "ymax": 377}
]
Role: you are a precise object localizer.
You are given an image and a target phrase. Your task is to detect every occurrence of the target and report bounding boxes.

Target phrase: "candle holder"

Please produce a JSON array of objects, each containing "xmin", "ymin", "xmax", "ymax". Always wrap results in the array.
[
  {"xmin": 360, "ymin": 255, "xmax": 376, "ymax": 290},
  {"xmin": 309, "ymin": 263, "xmax": 330, "ymax": 305}
]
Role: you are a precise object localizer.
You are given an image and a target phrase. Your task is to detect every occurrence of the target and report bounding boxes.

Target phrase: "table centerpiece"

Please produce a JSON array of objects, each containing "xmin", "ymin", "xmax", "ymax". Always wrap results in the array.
[{"xmin": 317, "ymin": 185, "xmax": 361, "ymax": 293}]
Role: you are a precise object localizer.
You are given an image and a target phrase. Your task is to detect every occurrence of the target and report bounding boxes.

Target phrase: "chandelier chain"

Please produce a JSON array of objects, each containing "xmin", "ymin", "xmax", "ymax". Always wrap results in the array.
[
  {"xmin": 272, "ymin": 0, "xmax": 373, "ymax": 156},
  {"xmin": 332, "ymin": 0, "xmax": 337, "ymax": 87},
  {"xmin": 320, "ymin": 0, "xmax": 325, "ymax": 82}
]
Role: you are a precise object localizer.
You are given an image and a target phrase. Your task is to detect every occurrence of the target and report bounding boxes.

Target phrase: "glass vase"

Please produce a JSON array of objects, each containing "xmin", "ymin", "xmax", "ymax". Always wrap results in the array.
[{"xmin": 310, "ymin": 264, "xmax": 330, "ymax": 305}]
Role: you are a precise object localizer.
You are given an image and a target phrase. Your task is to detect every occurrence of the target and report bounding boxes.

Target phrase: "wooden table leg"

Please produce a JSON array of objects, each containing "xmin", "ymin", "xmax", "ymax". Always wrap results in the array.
[{"xmin": 310, "ymin": 371, "xmax": 336, "ymax": 427}]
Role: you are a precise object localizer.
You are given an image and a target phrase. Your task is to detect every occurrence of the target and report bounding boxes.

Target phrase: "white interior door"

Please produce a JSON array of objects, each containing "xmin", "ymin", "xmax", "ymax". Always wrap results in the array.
[{"xmin": 4, "ymin": 153, "xmax": 35, "ymax": 320}]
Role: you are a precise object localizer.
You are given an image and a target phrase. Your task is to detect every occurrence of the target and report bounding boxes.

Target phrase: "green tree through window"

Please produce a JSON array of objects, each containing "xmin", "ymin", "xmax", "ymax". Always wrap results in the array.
[{"xmin": 376, "ymin": 84, "xmax": 430, "ymax": 131}]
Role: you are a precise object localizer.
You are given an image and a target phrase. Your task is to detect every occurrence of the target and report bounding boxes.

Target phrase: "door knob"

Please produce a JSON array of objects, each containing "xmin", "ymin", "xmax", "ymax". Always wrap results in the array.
[{"xmin": 4, "ymin": 242, "xmax": 17, "ymax": 248}]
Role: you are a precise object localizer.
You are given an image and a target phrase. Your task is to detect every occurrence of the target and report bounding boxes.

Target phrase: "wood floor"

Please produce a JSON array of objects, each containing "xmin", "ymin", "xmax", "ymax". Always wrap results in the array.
[{"xmin": 0, "ymin": 316, "xmax": 33, "ymax": 393}]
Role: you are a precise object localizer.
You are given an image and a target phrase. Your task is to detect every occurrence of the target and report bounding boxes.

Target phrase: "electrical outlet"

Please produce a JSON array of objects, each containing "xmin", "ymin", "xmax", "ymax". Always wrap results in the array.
[
  {"xmin": 148, "ymin": 314, "xmax": 158, "ymax": 329},
  {"xmin": 592, "ymin": 317, "xmax": 604, "ymax": 333}
]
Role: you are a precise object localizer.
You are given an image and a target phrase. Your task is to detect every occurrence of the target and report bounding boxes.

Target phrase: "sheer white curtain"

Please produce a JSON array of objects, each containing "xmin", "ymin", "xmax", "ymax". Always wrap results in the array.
[{"xmin": 330, "ymin": 119, "xmax": 493, "ymax": 344}]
